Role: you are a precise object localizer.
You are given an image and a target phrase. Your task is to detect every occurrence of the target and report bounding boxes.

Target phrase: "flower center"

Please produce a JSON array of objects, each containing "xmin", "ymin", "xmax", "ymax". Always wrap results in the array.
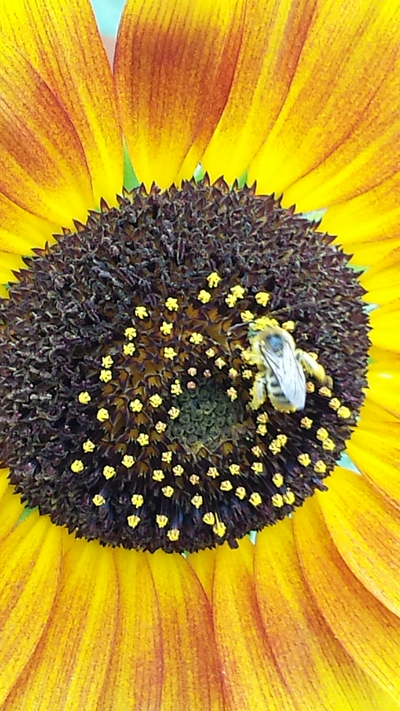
[{"xmin": 0, "ymin": 178, "xmax": 369, "ymax": 553}]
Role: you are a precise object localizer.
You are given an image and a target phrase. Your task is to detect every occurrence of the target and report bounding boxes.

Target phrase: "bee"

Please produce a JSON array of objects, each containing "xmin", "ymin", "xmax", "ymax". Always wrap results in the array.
[{"xmin": 246, "ymin": 326, "xmax": 332, "ymax": 412}]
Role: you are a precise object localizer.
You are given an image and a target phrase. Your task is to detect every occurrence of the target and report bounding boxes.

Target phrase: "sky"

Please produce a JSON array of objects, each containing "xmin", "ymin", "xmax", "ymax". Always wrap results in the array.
[{"xmin": 91, "ymin": 0, "xmax": 125, "ymax": 37}]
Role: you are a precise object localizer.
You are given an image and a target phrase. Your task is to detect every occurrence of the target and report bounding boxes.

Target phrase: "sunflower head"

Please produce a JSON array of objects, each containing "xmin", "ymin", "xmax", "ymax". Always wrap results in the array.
[{"xmin": 0, "ymin": 177, "xmax": 369, "ymax": 553}]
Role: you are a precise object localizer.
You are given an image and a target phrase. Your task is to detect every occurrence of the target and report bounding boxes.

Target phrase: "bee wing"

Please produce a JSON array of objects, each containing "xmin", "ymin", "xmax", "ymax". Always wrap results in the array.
[{"xmin": 260, "ymin": 339, "xmax": 306, "ymax": 410}]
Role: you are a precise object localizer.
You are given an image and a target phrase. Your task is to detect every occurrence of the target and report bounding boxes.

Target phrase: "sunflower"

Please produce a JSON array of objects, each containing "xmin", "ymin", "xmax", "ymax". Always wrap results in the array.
[{"xmin": 0, "ymin": 0, "xmax": 399, "ymax": 709}]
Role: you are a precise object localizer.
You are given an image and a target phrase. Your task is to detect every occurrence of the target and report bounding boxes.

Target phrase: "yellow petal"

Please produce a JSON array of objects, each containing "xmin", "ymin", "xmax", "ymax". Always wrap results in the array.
[
  {"xmin": 0, "ymin": 0, "xmax": 123, "ymax": 208},
  {"xmin": 97, "ymin": 548, "xmax": 163, "ymax": 711},
  {"xmin": 361, "ymin": 246, "xmax": 400, "ymax": 304},
  {"xmin": 294, "ymin": 496, "xmax": 400, "ymax": 704},
  {"xmin": 213, "ymin": 537, "xmax": 295, "ymax": 711},
  {"xmin": 0, "ymin": 513, "xmax": 61, "ymax": 707},
  {"xmin": 115, "ymin": 0, "xmax": 244, "ymax": 189},
  {"xmin": 3, "ymin": 538, "xmax": 118, "ymax": 711},
  {"xmin": 367, "ymin": 347, "xmax": 400, "ymax": 418},
  {"xmin": 247, "ymin": 0, "xmax": 400, "ymax": 212},
  {"xmin": 148, "ymin": 550, "xmax": 224, "ymax": 711},
  {"xmin": 319, "ymin": 467, "xmax": 400, "ymax": 618},
  {"xmin": 202, "ymin": 0, "xmax": 317, "ymax": 185},
  {"xmin": 369, "ymin": 298, "xmax": 400, "ymax": 352},
  {"xmin": 0, "ymin": 473, "xmax": 25, "ymax": 541},
  {"xmin": 188, "ymin": 546, "xmax": 217, "ymax": 601},
  {"xmin": 0, "ymin": 39, "xmax": 94, "ymax": 228},
  {"xmin": 255, "ymin": 517, "xmax": 399, "ymax": 710}
]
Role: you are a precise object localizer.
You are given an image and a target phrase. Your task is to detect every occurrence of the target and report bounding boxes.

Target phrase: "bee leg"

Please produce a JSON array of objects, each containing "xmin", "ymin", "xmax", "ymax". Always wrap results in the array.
[
  {"xmin": 248, "ymin": 372, "xmax": 267, "ymax": 410},
  {"xmin": 296, "ymin": 349, "xmax": 333, "ymax": 388}
]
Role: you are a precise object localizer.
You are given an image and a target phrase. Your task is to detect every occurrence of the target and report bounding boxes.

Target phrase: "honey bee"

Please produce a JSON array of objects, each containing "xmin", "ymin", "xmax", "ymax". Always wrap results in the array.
[{"xmin": 246, "ymin": 326, "xmax": 332, "ymax": 412}]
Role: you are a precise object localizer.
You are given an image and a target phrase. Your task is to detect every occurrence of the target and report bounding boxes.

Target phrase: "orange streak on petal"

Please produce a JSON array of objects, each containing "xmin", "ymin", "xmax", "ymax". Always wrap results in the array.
[
  {"xmin": 148, "ymin": 550, "xmax": 224, "ymax": 711},
  {"xmin": 0, "ymin": 40, "xmax": 94, "ymax": 227},
  {"xmin": 3, "ymin": 538, "xmax": 118, "ymax": 711},
  {"xmin": 0, "ymin": 481, "xmax": 25, "ymax": 542},
  {"xmin": 319, "ymin": 467, "xmax": 400, "ymax": 619},
  {"xmin": 294, "ymin": 496, "xmax": 400, "ymax": 704},
  {"xmin": 361, "ymin": 245, "xmax": 400, "ymax": 305},
  {"xmin": 249, "ymin": 0, "xmax": 400, "ymax": 211},
  {"xmin": 187, "ymin": 547, "xmax": 217, "ymax": 602},
  {"xmin": 98, "ymin": 548, "xmax": 163, "ymax": 711},
  {"xmin": 213, "ymin": 538, "xmax": 294, "ymax": 711},
  {"xmin": 255, "ymin": 517, "xmax": 397, "ymax": 710},
  {"xmin": 115, "ymin": 0, "xmax": 245, "ymax": 189},
  {"xmin": 0, "ymin": 513, "xmax": 61, "ymax": 707},
  {"xmin": 202, "ymin": 0, "xmax": 318, "ymax": 185},
  {"xmin": 0, "ymin": 0, "xmax": 123, "ymax": 207}
]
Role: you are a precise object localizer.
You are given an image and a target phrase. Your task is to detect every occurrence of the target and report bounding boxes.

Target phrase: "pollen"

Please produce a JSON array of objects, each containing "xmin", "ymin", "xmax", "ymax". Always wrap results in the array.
[
  {"xmin": 173, "ymin": 465, "xmax": 184, "ymax": 477},
  {"xmin": 229, "ymin": 464, "xmax": 240, "ymax": 475},
  {"xmin": 220, "ymin": 480, "xmax": 233, "ymax": 491},
  {"xmin": 230, "ymin": 285, "xmax": 246, "ymax": 299},
  {"xmin": 103, "ymin": 465, "xmax": 116, "ymax": 480},
  {"xmin": 205, "ymin": 347, "xmax": 216, "ymax": 358},
  {"xmin": 316, "ymin": 427, "xmax": 329, "ymax": 442},
  {"xmin": 131, "ymin": 493, "xmax": 144, "ymax": 507},
  {"xmin": 92, "ymin": 494, "xmax": 106, "ymax": 507},
  {"xmin": 189, "ymin": 333, "xmax": 204, "ymax": 345},
  {"xmin": 191, "ymin": 494, "xmax": 203, "ymax": 508},
  {"xmin": 122, "ymin": 454, "xmax": 135, "ymax": 468},
  {"xmin": 152, "ymin": 470, "xmax": 165, "ymax": 481},
  {"xmin": 71, "ymin": 459, "xmax": 84, "ymax": 473},
  {"xmin": 206, "ymin": 272, "xmax": 222, "ymax": 288},
  {"xmin": 168, "ymin": 406, "xmax": 180, "ymax": 420},
  {"xmin": 124, "ymin": 326, "xmax": 137, "ymax": 340},
  {"xmin": 213, "ymin": 520, "xmax": 226, "ymax": 537},
  {"xmin": 160, "ymin": 321, "xmax": 174, "ymax": 335},
  {"xmin": 135, "ymin": 306, "xmax": 148, "ymax": 319},
  {"xmin": 250, "ymin": 492, "xmax": 262, "ymax": 507},
  {"xmin": 197, "ymin": 290, "xmax": 211, "ymax": 304},
  {"xmin": 283, "ymin": 490, "xmax": 296, "ymax": 505},
  {"xmin": 282, "ymin": 320, "xmax": 295, "ymax": 331},
  {"xmin": 161, "ymin": 451, "xmax": 173, "ymax": 464},
  {"xmin": 97, "ymin": 408, "xmax": 109, "ymax": 422},
  {"xmin": 167, "ymin": 528, "xmax": 180, "ymax": 541},
  {"xmin": 130, "ymin": 399, "xmax": 143, "ymax": 412},
  {"xmin": 255, "ymin": 291, "xmax": 270, "ymax": 306},
  {"xmin": 162, "ymin": 486, "xmax": 174, "ymax": 498},
  {"xmin": 314, "ymin": 460, "xmax": 327, "ymax": 474},
  {"xmin": 306, "ymin": 382, "xmax": 315, "ymax": 393},
  {"xmin": 322, "ymin": 438, "xmax": 335, "ymax": 451},
  {"xmin": 102, "ymin": 355, "xmax": 114, "ymax": 368},
  {"xmin": 226, "ymin": 387, "xmax": 238, "ymax": 401},
  {"xmin": 137, "ymin": 433, "xmax": 150, "ymax": 446},
  {"xmin": 300, "ymin": 417, "xmax": 313, "ymax": 429},
  {"xmin": 251, "ymin": 462, "xmax": 264, "ymax": 474},
  {"xmin": 163, "ymin": 347, "xmax": 178, "ymax": 360},
  {"xmin": 225, "ymin": 294, "xmax": 237, "ymax": 307},
  {"xmin": 252, "ymin": 445, "xmax": 262, "ymax": 457},
  {"xmin": 215, "ymin": 357, "xmax": 227, "ymax": 369},
  {"xmin": 298, "ymin": 453, "xmax": 311, "ymax": 467},
  {"xmin": 203, "ymin": 512, "xmax": 215, "ymax": 525},
  {"xmin": 156, "ymin": 515, "xmax": 169, "ymax": 528},
  {"xmin": 319, "ymin": 385, "xmax": 332, "ymax": 398},
  {"xmin": 337, "ymin": 405, "xmax": 351, "ymax": 419},
  {"xmin": 127, "ymin": 514, "xmax": 141, "ymax": 529},
  {"xmin": 272, "ymin": 473, "xmax": 284, "ymax": 487},
  {"xmin": 170, "ymin": 379, "xmax": 182, "ymax": 395},
  {"xmin": 99, "ymin": 369, "xmax": 113, "ymax": 383},
  {"xmin": 149, "ymin": 394, "xmax": 162, "ymax": 408},
  {"xmin": 207, "ymin": 467, "xmax": 219, "ymax": 479},
  {"xmin": 123, "ymin": 343, "xmax": 136, "ymax": 356},
  {"xmin": 271, "ymin": 493, "xmax": 284, "ymax": 508},
  {"xmin": 329, "ymin": 398, "xmax": 341, "ymax": 411},
  {"xmin": 78, "ymin": 391, "xmax": 91, "ymax": 404},
  {"xmin": 235, "ymin": 486, "xmax": 246, "ymax": 500},
  {"xmin": 241, "ymin": 310, "xmax": 255, "ymax": 322},
  {"xmin": 155, "ymin": 421, "xmax": 167, "ymax": 433},
  {"xmin": 82, "ymin": 439, "xmax": 95, "ymax": 453},
  {"xmin": 165, "ymin": 297, "xmax": 179, "ymax": 311}
]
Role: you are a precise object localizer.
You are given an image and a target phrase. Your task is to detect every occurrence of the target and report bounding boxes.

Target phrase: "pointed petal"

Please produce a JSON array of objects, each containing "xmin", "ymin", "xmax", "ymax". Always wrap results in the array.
[
  {"xmin": 0, "ymin": 0, "xmax": 123, "ymax": 207},
  {"xmin": 0, "ymin": 475, "xmax": 25, "ymax": 541},
  {"xmin": 255, "ymin": 517, "xmax": 399, "ymax": 710},
  {"xmin": 202, "ymin": 0, "xmax": 318, "ymax": 185},
  {"xmin": 319, "ymin": 467, "xmax": 400, "ymax": 618},
  {"xmin": 294, "ymin": 496, "xmax": 400, "ymax": 704},
  {"xmin": 188, "ymin": 547, "xmax": 217, "ymax": 601},
  {"xmin": 0, "ymin": 513, "xmax": 61, "ymax": 707},
  {"xmin": 114, "ymin": 0, "xmax": 244, "ymax": 189},
  {"xmin": 247, "ymin": 0, "xmax": 400, "ymax": 211},
  {"xmin": 213, "ymin": 538, "xmax": 295, "ymax": 711},
  {"xmin": 148, "ymin": 551, "xmax": 224, "ymax": 711},
  {"xmin": 3, "ymin": 538, "xmax": 118, "ymax": 711},
  {"xmin": 98, "ymin": 549, "xmax": 163, "ymax": 711}
]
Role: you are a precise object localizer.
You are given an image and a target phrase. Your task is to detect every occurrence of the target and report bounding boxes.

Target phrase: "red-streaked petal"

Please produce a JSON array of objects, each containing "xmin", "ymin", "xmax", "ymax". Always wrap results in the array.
[
  {"xmin": 114, "ymin": 0, "xmax": 244, "ymax": 189},
  {"xmin": 148, "ymin": 551, "xmax": 224, "ymax": 711},
  {"xmin": 294, "ymin": 496, "xmax": 400, "ymax": 704},
  {"xmin": 247, "ymin": 0, "xmax": 400, "ymax": 211},
  {"xmin": 98, "ymin": 548, "xmax": 163, "ymax": 711},
  {"xmin": 0, "ymin": 0, "xmax": 123, "ymax": 208},
  {"xmin": 0, "ymin": 513, "xmax": 61, "ymax": 707},
  {"xmin": 319, "ymin": 467, "xmax": 400, "ymax": 618},
  {"xmin": 202, "ymin": 0, "xmax": 317, "ymax": 185},
  {"xmin": 0, "ymin": 473, "xmax": 25, "ymax": 541},
  {"xmin": 255, "ymin": 517, "xmax": 399, "ymax": 710},
  {"xmin": 188, "ymin": 547, "xmax": 217, "ymax": 601},
  {"xmin": 3, "ymin": 538, "xmax": 118, "ymax": 711},
  {"xmin": 213, "ymin": 538, "xmax": 295, "ymax": 711},
  {"xmin": 369, "ymin": 299, "xmax": 400, "ymax": 352},
  {"xmin": 0, "ymin": 40, "xmax": 94, "ymax": 228}
]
